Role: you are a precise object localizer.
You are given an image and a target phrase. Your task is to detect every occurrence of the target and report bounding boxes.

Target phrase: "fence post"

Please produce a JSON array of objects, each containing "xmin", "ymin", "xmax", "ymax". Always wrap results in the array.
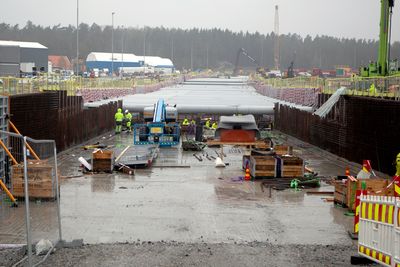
[
  {"xmin": 22, "ymin": 136, "xmax": 33, "ymax": 267},
  {"xmin": 393, "ymin": 198, "xmax": 399, "ymax": 267},
  {"xmin": 53, "ymin": 142, "xmax": 63, "ymax": 242}
]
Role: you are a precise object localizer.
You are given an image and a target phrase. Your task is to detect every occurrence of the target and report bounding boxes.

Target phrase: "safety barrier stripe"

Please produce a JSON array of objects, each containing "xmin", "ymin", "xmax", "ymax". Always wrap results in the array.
[
  {"xmin": 359, "ymin": 245, "xmax": 391, "ymax": 266},
  {"xmin": 360, "ymin": 202, "xmax": 396, "ymax": 224},
  {"xmin": 395, "ymin": 184, "xmax": 400, "ymax": 196}
]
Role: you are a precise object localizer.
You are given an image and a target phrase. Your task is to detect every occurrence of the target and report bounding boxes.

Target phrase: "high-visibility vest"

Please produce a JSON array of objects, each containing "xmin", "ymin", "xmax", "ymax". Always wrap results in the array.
[{"xmin": 115, "ymin": 110, "xmax": 124, "ymax": 122}]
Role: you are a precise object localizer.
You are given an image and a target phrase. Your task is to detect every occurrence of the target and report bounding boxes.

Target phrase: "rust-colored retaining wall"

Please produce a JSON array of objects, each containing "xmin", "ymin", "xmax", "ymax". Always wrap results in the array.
[
  {"xmin": 10, "ymin": 91, "xmax": 121, "ymax": 151},
  {"xmin": 275, "ymin": 95, "xmax": 400, "ymax": 175}
]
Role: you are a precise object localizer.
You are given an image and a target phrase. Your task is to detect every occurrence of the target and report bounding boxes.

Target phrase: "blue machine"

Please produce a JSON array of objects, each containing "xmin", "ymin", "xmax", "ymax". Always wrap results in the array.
[{"xmin": 133, "ymin": 99, "xmax": 180, "ymax": 147}]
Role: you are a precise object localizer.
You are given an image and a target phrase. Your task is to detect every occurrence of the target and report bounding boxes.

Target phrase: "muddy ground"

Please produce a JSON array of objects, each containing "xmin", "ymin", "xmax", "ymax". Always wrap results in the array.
[{"xmin": 2, "ymin": 242, "xmax": 362, "ymax": 267}]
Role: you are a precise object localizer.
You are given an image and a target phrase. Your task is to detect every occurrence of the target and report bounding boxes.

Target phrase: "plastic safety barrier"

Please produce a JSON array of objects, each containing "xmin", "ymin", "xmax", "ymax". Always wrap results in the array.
[{"xmin": 358, "ymin": 195, "xmax": 400, "ymax": 266}]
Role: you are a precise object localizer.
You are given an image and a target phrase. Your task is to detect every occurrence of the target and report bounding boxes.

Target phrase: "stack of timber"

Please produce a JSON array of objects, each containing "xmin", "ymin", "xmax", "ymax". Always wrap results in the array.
[
  {"xmin": 11, "ymin": 160, "xmax": 57, "ymax": 199},
  {"xmin": 92, "ymin": 150, "xmax": 114, "ymax": 173},
  {"xmin": 249, "ymin": 156, "xmax": 276, "ymax": 178},
  {"xmin": 280, "ymin": 156, "xmax": 304, "ymax": 178}
]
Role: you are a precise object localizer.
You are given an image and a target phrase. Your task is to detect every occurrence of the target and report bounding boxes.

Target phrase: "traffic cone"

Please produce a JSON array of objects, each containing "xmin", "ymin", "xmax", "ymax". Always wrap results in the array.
[
  {"xmin": 245, "ymin": 168, "xmax": 251, "ymax": 181},
  {"xmin": 345, "ymin": 166, "xmax": 350, "ymax": 177}
]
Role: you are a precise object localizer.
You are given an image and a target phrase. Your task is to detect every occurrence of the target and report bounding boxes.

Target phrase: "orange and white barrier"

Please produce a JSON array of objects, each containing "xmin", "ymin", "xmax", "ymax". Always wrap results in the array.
[{"xmin": 358, "ymin": 195, "xmax": 400, "ymax": 266}]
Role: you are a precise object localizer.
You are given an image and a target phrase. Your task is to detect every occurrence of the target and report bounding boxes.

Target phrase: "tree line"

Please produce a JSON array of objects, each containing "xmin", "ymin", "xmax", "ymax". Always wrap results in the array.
[{"xmin": 0, "ymin": 21, "xmax": 399, "ymax": 71}]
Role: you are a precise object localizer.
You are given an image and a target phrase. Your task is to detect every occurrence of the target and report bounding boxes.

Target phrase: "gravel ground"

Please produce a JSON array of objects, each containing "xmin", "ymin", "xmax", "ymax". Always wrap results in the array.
[
  {"xmin": 0, "ymin": 242, "xmax": 367, "ymax": 267},
  {"xmin": 0, "ymin": 247, "xmax": 26, "ymax": 267}
]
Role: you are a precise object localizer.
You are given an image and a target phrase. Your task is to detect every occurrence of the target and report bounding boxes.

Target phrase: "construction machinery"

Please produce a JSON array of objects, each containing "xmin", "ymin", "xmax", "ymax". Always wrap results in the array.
[
  {"xmin": 233, "ymin": 48, "xmax": 269, "ymax": 78},
  {"xmin": 360, "ymin": 0, "xmax": 400, "ymax": 77},
  {"xmin": 133, "ymin": 99, "xmax": 180, "ymax": 147},
  {"xmin": 287, "ymin": 52, "xmax": 296, "ymax": 78}
]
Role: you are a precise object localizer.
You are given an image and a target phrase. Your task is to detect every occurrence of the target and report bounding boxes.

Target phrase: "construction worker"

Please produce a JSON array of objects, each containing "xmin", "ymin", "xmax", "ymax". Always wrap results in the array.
[
  {"xmin": 396, "ymin": 153, "xmax": 400, "ymax": 176},
  {"xmin": 369, "ymin": 83, "xmax": 377, "ymax": 95},
  {"xmin": 114, "ymin": 108, "xmax": 124, "ymax": 134},
  {"xmin": 182, "ymin": 117, "xmax": 189, "ymax": 126},
  {"xmin": 212, "ymin": 121, "xmax": 218, "ymax": 129},
  {"xmin": 125, "ymin": 110, "xmax": 132, "ymax": 132},
  {"xmin": 205, "ymin": 118, "xmax": 211, "ymax": 128},
  {"xmin": 191, "ymin": 119, "xmax": 196, "ymax": 125}
]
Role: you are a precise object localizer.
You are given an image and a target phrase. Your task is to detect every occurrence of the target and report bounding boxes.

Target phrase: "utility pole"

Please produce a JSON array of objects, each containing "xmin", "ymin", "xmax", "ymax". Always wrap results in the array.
[
  {"xmin": 121, "ymin": 26, "xmax": 124, "ymax": 78},
  {"xmin": 206, "ymin": 45, "xmax": 209, "ymax": 69},
  {"xmin": 171, "ymin": 38, "xmax": 174, "ymax": 63},
  {"xmin": 143, "ymin": 31, "xmax": 146, "ymax": 75},
  {"xmin": 260, "ymin": 37, "xmax": 264, "ymax": 67},
  {"xmin": 111, "ymin": 12, "xmax": 115, "ymax": 77},
  {"xmin": 274, "ymin": 5, "xmax": 280, "ymax": 70},
  {"xmin": 76, "ymin": 0, "xmax": 79, "ymax": 76},
  {"xmin": 190, "ymin": 43, "xmax": 193, "ymax": 71}
]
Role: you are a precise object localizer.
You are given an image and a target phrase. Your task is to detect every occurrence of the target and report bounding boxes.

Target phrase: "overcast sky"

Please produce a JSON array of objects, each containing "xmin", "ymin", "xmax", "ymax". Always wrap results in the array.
[{"xmin": 1, "ymin": 0, "xmax": 399, "ymax": 41}]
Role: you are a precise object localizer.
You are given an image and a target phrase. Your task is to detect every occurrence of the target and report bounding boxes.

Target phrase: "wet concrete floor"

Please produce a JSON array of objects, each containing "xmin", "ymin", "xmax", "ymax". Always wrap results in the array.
[{"xmin": 1, "ymin": 132, "xmax": 357, "ymax": 247}]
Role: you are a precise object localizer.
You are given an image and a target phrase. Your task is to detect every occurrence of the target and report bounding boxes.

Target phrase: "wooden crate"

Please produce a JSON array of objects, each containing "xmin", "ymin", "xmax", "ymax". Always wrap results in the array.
[
  {"xmin": 254, "ymin": 140, "xmax": 271, "ymax": 150},
  {"xmin": 274, "ymin": 145, "xmax": 293, "ymax": 156},
  {"xmin": 11, "ymin": 160, "xmax": 56, "ymax": 199},
  {"xmin": 92, "ymin": 150, "xmax": 114, "ymax": 172},
  {"xmin": 347, "ymin": 178, "xmax": 393, "ymax": 212},
  {"xmin": 249, "ymin": 155, "xmax": 276, "ymax": 178},
  {"xmin": 280, "ymin": 156, "xmax": 304, "ymax": 178},
  {"xmin": 334, "ymin": 180, "xmax": 347, "ymax": 207}
]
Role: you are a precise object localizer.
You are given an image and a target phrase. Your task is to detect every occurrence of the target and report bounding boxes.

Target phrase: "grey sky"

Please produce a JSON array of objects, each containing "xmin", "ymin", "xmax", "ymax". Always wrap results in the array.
[{"xmin": 1, "ymin": 0, "xmax": 399, "ymax": 41}]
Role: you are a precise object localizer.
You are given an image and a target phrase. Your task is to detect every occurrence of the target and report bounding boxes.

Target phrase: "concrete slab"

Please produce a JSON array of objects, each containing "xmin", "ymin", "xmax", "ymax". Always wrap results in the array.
[{"xmin": 1, "ymin": 131, "xmax": 357, "ymax": 247}]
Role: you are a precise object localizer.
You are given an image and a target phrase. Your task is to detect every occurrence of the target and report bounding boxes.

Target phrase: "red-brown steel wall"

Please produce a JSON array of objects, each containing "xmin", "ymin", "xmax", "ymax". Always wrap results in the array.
[
  {"xmin": 275, "ymin": 95, "xmax": 400, "ymax": 175},
  {"xmin": 10, "ymin": 91, "xmax": 121, "ymax": 152}
]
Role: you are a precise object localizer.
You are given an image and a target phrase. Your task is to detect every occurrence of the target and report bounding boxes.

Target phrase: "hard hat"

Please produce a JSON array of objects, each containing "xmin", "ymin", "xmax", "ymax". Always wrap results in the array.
[{"xmin": 125, "ymin": 110, "xmax": 129, "ymax": 113}]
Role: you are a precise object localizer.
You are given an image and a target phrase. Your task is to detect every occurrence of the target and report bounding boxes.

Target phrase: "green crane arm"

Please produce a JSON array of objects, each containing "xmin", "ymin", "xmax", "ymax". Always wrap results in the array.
[{"xmin": 378, "ymin": 0, "xmax": 394, "ymax": 76}]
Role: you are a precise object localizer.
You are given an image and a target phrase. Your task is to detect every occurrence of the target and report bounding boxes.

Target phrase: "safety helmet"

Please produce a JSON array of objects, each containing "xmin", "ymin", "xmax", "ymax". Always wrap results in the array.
[
  {"xmin": 117, "ymin": 108, "xmax": 122, "ymax": 112},
  {"xmin": 125, "ymin": 110, "xmax": 129, "ymax": 114}
]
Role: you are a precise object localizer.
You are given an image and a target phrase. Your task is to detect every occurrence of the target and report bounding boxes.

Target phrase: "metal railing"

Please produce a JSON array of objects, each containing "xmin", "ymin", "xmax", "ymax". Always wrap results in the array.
[
  {"xmin": 253, "ymin": 74, "xmax": 400, "ymax": 99},
  {"xmin": 0, "ymin": 74, "xmax": 183, "ymax": 96}
]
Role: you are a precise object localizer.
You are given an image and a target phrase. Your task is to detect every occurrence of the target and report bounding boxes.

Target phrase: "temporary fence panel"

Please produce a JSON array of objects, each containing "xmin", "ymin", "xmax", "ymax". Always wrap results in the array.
[
  {"xmin": 0, "ymin": 96, "xmax": 8, "ymax": 182},
  {"xmin": 358, "ymin": 195, "xmax": 400, "ymax": 267},
  {"xmin": 0, "ymin": 130, "xmax": 61, "ymax": 267}
]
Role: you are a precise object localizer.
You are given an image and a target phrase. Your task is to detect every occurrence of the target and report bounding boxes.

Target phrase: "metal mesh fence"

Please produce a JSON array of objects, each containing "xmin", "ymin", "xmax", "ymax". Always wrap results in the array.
[{"xmin": 0, "ymin": 131, "xmax": 61, "ymax": 267}]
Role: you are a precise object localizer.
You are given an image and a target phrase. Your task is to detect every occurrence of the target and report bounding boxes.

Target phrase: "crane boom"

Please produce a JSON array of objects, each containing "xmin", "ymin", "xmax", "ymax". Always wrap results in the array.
[
  {"xmin": 361, "ymin": 0, "xmax": 398, "ymax": 77},
  {"xmin": 233, "ymin": 48, "xmax": 259, "ymax": 76},
  {"xmin": 378, "ymin": 0, "xmax": 394, "ymax": 75}
]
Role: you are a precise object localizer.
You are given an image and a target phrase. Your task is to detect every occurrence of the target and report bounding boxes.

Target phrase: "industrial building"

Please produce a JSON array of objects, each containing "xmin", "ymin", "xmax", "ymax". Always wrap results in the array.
[
  {"xmin": 48, "ymin": 55, "xmax": 73, "ymax": 72},
  {"xmin": 86, "ymin": 52, "xmax": 174, "ymax": 75},
  {"xmin": 0, "ymin": 40, "xmax": 48, "ymax": 76}
]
